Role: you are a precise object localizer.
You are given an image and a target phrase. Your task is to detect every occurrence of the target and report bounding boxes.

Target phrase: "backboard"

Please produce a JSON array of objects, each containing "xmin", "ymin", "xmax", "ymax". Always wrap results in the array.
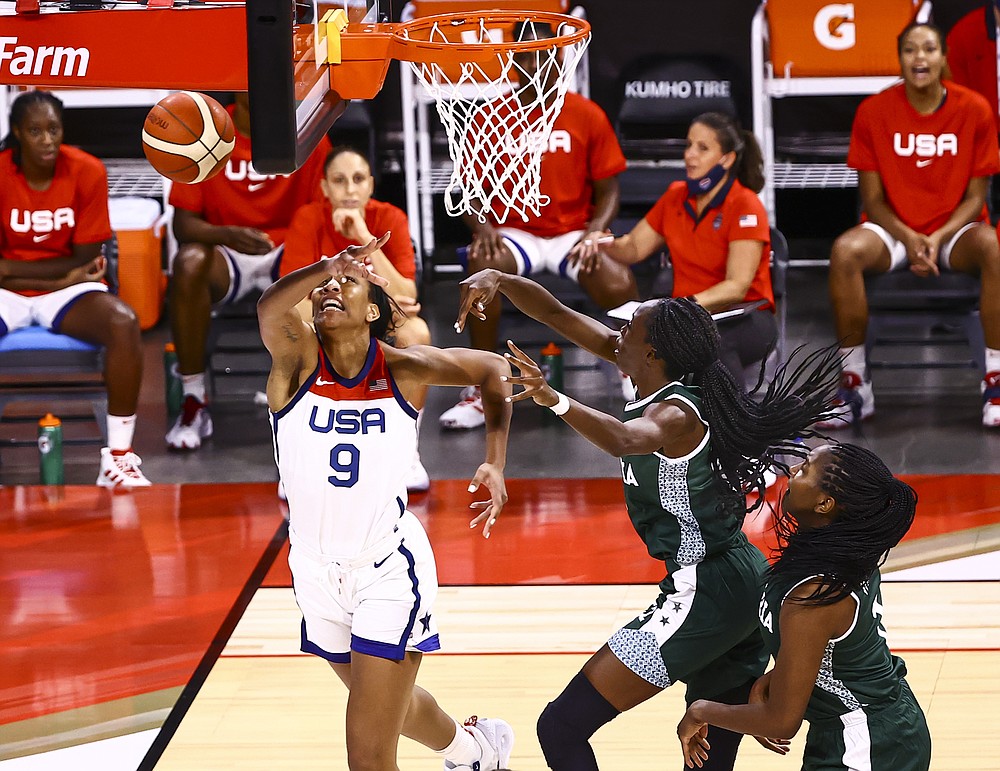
[
  {"xmin": 247, "ymin": 0, "xmax": 380, "ymax": 174},
  {"xmin": 0, "ymin": 0, "xmax": 380, "ymax": 175}
]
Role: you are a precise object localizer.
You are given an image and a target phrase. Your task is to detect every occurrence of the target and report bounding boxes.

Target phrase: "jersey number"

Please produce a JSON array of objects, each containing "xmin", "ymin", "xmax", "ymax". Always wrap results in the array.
[
  {"xmin": 872, "ymin": 594, "xmax": 888, "ymax": 640},
  {"xmin": 328, "ymin": 444, "xmax": 360, "ymax": 487}
]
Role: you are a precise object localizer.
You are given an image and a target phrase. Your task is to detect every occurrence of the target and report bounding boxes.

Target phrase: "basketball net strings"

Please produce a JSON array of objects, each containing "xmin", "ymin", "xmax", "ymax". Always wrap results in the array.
[{"xmin": 405, "ymin": 21, "xmax": 589, "ymax": 223}]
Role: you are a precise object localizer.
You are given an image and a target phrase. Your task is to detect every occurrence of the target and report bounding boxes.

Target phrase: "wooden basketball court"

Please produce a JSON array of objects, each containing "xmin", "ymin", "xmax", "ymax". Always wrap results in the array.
[{"xmin": 2, "ymin": 477, "xmax": 998, "ymax": 769}]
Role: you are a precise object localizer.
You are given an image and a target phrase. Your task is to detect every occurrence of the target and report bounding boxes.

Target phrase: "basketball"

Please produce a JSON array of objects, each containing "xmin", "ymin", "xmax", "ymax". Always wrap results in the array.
[{"xmin": 141, "ymin": 91, "xmax": 236, "ymax": 184}]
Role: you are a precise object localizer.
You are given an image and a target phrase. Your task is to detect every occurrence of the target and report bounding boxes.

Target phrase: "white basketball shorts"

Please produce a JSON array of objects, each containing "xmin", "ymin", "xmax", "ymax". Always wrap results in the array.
[
  {"xmin": 0, "ymin": 282, "xmax": 108, "ymax": 336},
  {"xmin": 498, "ymin": 227, "xmax": 586, "ymax": 282},
  {"xmin": 289, "ymin": 509, "xmax": 441, "ymax": 662}
]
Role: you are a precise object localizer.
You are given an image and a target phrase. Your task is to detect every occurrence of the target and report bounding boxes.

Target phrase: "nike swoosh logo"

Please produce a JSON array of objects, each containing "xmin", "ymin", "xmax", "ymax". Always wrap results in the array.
[
  {"xmin": 916, "ymin": 159, "xmax": 933, "ymax": 168},
  {"xmin": 33, "ymin": 234, "xmax": 52, "ymax": 242},
  {"xmin": 373, "ymin": 555, "xmax": 391, "ymax": 569},
  {"xmin": 315, "ymin": 377, "xmax": 339, "ymax": 386},
  {"xmin": 248, "ymin": 182, "xmax": 266, "ymax": 191}
]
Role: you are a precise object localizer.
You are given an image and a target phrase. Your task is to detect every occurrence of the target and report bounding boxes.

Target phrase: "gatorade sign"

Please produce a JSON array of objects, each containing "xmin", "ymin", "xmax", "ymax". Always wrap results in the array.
[
  {"xmin": 813, "ymin": 4, "xmax": 855, "ymax": 51},
  {"xmin": 767, "ymin": 0, "xmax": 919, "ymax": 77}
]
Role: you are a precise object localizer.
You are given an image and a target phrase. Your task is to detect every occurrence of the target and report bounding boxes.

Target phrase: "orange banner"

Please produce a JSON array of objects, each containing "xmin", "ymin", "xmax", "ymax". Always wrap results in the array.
[
  {"xmin": 0, "ymin": 5, "xmax": 248, "ymax": 89},
  {"xmin": 767, "ymin": 0, "xmax": 920, "ymax": 77}
]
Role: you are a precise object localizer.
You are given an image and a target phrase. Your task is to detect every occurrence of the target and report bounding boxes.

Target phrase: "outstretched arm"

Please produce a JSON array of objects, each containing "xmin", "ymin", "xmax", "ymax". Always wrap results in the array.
[
  {"xmin": 456, "ymin": 270, "xmax": 619, "ymax": 361},
  {"xmin": 389, "ymin": 344, "xmax": 512, "ymax": 537},
  {"xmin": 504, "ymin": 341, "xmax": 702, "ymax": 459},
  {"xmin": 676, "ymin": 584, "xmax": 856, "ymax": 768},
  {"xmin": 259, "ymin": 235, "xmax": 390, "ymax": 411}
]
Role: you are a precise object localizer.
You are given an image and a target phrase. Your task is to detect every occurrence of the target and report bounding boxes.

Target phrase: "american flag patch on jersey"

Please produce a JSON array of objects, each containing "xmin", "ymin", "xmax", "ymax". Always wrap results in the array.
[
  {"xmin": 739, "ymin": 214, "xmax": 758, "ymax": 228},
  {"xmin": 369, "ymin": 378, "xmax": 389, "ymax": 392}
]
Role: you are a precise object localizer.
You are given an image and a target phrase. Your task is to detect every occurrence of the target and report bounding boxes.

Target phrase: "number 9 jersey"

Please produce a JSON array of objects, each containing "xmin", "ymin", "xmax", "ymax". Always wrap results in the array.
[{"xmin": 271, "ymin": 337, "xmax": 418, "ymax": 558}]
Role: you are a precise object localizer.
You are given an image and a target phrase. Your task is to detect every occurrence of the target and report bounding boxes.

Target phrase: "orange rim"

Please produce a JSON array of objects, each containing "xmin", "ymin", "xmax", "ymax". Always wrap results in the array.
[{"xmin": 389, "ymin": 10, "xmax": 590, "ymax": 65}]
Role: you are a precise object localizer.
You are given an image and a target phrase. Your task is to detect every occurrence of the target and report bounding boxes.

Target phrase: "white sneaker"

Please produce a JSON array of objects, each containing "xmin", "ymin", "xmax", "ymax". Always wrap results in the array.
[
  {"xmin": 620, "ymin": 372, "xmax": 636, "ymax": 401},
  {"xmin": 815, "ymin": 371, "xmax": 874, "ymax": 430},
  {"xmin": 166, "ymin": 396, "xmax": 214, "ymax": 450},
  {"xmin": 406, "ymin": 455, "xmax": 430, "ymax": 492},
  {"xmin": 444, "ymin": 715, "xmax": 514, "ymax": 771},
  {"xmin": 983, "ymin": 371, "xmax": 1000, "ymax": 428},
  {"xmin": 439, "ymin": 386, "xmax": 485, "ymax": 430},
  {"xmin": 97, "ymin": 447, "xmax": 152, "ymax": 488}
]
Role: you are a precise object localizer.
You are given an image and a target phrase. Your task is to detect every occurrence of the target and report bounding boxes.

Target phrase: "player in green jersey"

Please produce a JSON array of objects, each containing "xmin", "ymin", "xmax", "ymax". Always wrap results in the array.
[
  {"xmin": 455, "ymin": 271, "xmax": 840, "ymax": 770},
  {"xmin": 677, "ymin": 443, "xmax": 930, "ymax": 771}
]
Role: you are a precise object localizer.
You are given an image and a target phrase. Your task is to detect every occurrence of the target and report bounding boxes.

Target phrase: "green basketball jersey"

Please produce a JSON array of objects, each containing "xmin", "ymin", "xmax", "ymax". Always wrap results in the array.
[
  {"xmin": 758, "ymin": 568, "xmax": 909, "ymax": 723},
  {"xmin": 620, "ymin": 382, "xmax": 744, "ymax": 572}
]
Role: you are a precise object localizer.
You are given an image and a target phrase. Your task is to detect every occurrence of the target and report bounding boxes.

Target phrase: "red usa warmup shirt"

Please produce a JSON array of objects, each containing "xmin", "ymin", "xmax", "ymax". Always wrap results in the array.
[
  {"xmin": 169, "ymin": 105, "xmax": 331, "ymax": 247},
  {"xmin": 280, "ymin": 198, "xmax": 416, "ymax": 279},
  {"xmin": 478, "ymin": 91, "xmax": 627, "ymax": 238},
  {"xmin": 848, "ymin": 81, "xmax": 1000, "ymax": 234},
  {"xmin": 644, "ymin": 178, "xmax": 774, "ymax": 311},
  {"xmin": 0, "ymin": 145, "xmax": 112, "ymax": 297}
]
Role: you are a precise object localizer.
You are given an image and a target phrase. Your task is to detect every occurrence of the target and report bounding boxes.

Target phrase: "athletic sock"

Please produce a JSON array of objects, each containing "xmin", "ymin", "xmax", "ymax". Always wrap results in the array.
[
  {"xmin": 181, "ymin": 372, "xmax": 207, "ymax": 403},
  {"xmin": 839, "ymin": 345, "xmax": 867, "ymax": 380},
  {"xmin": 986, "ymin": 347, "xmax": 1000, "ymax": 375},
  {"xmin": 107, "ymin": 414, "xmax": 137, "ymax": 453},
  {"xmin": 435, "ymin": 718, "xmax": 480, "ymax": 765}
]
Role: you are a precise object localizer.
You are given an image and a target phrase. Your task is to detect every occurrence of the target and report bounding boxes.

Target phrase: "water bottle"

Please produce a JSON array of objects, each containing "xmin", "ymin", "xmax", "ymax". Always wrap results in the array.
[
  {"xmin": 38, "ymin": 413, "xmax": 64, "ymax": 485},
  {"xmin": 539, "ymin": 342, "xmax": 564, "ymax": 392},
  {"xmin": 164, "ymin": 342, "xmax": 183, "ymax": 424}
]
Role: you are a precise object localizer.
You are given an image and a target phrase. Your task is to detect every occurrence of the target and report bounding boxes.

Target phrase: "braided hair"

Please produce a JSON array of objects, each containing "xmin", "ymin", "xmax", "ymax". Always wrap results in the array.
[
  {"xmin": 0, "ymin": 90, "xmax": 64, "ymax": 168},
  {"xmin": 645, "ymin": 297, "xmax": 841, "ymax": 509},
  {"xmin": 770, "ymin": 443, "xmax": 917, "ymax": 606},
  {"xmin": 692, "ymin": 111, "xmax": 765, "ymax": 194}
]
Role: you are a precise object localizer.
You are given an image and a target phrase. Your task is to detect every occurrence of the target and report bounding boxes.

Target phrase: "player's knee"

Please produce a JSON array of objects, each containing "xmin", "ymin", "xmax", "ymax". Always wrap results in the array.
[
  {"xmin": 106, "ymin": 299, "xmax": 141, "ymax": 342},
  {"xmin": 829, "ymin": 230, "xmax": 872, "ymax": 274},
  {"xmin": 536, "ymin": 672, "xmax": 619, "ymax": 759},
  {"xmin": 171, "ymin": 243, "xmax": 213, "ymax": 279},
  {"xmin": 344, "ymin": 734, "xmax": 392, "ymax": 771},
  {"xmin": 395, "ymin": 316, "xmax": 431, "ymax": 348}
]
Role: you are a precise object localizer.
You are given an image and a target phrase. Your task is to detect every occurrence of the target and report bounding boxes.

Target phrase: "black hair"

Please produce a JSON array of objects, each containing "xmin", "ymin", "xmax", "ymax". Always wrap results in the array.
[
  {"xmin": 896, "ymin": 21, "xmax": 946, "ymax": 57},
  {"xmin": 692, "ymin": 111, "xmax": 765, "ymax": 194},
  {"xmin": 367, "ymin": 281, "xmax": 403, "ymax": 346},
  {"xmin": 645, "ymin": 298, "xmax": 841, "ymax": 509},
  {"xmin": 0, "ymin": 90, "xmax": 64, "ymax": 168},
  {"xmin": 323, "ymin": 145, "xmax": 370, "ymax": 176},
  {"xmin": 770, "ymin": 443, "xmax": 917, "ymax": 606}
]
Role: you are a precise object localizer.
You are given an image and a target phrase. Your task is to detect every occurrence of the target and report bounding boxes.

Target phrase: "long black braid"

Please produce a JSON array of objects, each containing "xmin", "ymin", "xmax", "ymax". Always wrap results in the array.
[
  {"xmin": 770, "ymin": 443, "xmax": 917, "ymax": 605},
  {"xmin": 0, "ymin": 90, "xmax": 64, "ymax": 167},
  {"xmin": 645, "ymin": 298, "xmax": 841, "ymax": 509}
]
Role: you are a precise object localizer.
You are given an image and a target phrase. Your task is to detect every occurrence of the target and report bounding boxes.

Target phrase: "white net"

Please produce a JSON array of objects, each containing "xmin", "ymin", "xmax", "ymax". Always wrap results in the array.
[{"xmin": 401, "ymin": 17, "xmax": 590, "ymax": 223}]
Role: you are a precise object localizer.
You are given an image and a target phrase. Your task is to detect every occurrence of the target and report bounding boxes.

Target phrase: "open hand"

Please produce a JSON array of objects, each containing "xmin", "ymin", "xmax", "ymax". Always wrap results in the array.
[
  {"xmin": 468, "ymin": 224, "xmax": 506, "ymax": 263},
  {"xmin": 324, "ymin": 233, "xmax": 391, "ymax": 287},
  {"xmin": 502, "ymin": 340, "xmax": 560, "ymax": 408},
  {"xmin": 466, "ymin": 462, "xmax": 507, "ymax": 538},
  {"xmin": 677, "ymin": 711, "xmax": 711, "ymax": 768}
]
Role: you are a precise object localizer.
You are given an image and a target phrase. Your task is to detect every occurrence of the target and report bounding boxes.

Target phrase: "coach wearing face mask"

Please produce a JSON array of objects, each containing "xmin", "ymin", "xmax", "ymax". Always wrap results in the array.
[{"xmin": 588, "ymin": 111, "xmax": 774, "ymax": 391}]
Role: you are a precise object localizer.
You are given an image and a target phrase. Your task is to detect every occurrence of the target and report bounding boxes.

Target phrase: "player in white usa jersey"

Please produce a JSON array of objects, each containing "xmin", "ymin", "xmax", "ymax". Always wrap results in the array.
[{"xmin": 258, "ymin": 234, "xmax": 515, "ymax": 770}]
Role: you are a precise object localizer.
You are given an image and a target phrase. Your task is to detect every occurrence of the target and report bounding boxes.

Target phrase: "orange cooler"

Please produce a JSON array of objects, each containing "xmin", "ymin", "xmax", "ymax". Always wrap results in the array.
[
  {"xmin": 109, "ymin": 197, "xmax": 165, "ymax": 331},
  {"xmin": 767, "ymin": 0, "xmax": 921, "ymax": 77}
]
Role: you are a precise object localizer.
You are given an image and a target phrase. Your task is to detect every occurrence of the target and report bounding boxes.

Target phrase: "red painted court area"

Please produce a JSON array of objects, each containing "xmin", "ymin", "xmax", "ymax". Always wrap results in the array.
[{"xmin": 2, "ymin": 475, "xmax": 998, "ymax": 728}]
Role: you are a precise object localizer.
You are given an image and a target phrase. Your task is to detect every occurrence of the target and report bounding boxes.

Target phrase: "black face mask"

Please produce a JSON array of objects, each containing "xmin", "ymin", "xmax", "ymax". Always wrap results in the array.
[{"xmin": 686, "ymin": 162, "xmax": 728, "ymax": 197}]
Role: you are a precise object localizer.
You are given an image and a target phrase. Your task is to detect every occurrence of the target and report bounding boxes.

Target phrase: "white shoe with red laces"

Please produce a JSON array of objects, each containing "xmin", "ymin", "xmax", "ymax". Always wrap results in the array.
[
  {"xmin": 166, "ymin": 395, "xmax": 214, "ymax": 450},
  {"xmin": 443, "ymin": 715, "xmax": 514, "ymax": 771},
  {"xmin": 983, "ymin": 371, "xmax": 1000, "ymax": 428},
  {"xmin": 97, "ymin": 447, "xmax": 151, "ymax": 488},
  {"xmin": 439, "ymin": 386, "xmax": 485, "ymax": 430},
  {"xmin": 815, "ymin": 371, "xmax": 875, "ymax": 430}
]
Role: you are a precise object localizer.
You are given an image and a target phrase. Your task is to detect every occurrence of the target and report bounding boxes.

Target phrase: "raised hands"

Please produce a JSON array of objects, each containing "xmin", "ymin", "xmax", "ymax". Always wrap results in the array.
[
  {"xmin": 501, "ymin": 340, "xmax": 560, "ymax": 409},
  {"xmin": 323, "ymin": 233, "xmax": 392, "ymax": 288}
]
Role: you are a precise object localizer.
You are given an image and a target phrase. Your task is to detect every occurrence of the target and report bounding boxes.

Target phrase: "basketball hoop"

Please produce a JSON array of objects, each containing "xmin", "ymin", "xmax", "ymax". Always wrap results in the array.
[{"xmin": 390, "ymin": 11, "xmax": 591, "ymax": 223}]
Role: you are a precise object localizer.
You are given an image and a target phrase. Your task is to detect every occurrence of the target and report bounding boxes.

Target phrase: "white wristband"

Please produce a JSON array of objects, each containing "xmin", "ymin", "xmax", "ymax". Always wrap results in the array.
[{"xmin": 549, "ymin": 391, "xmax": 571, "ymax": 416}]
